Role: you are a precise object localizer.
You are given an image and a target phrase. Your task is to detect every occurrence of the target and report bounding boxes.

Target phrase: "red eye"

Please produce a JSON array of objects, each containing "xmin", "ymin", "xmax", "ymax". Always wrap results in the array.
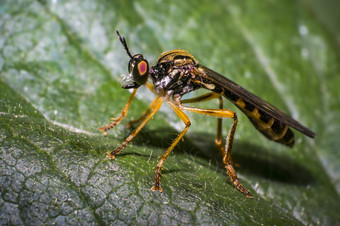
[
  {"xmin": 138, "ymin": 61, "xmax": 148, "ymax": 75},
  {"xmin": 132, "ymin": 57, "xmax": 149, "ymax": 85}
]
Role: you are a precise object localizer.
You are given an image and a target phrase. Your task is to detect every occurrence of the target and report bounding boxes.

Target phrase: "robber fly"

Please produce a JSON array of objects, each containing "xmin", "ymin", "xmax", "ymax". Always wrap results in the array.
[{"xmin": 99, "ymin": 31, "xmax": 315, "ymax": 198}]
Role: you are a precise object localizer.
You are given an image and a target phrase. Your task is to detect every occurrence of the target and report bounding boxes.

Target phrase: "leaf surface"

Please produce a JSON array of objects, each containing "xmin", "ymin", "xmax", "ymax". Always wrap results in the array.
[{"xmin": 1, "ymin": 0, "xmax": 340, "ymax": 224}]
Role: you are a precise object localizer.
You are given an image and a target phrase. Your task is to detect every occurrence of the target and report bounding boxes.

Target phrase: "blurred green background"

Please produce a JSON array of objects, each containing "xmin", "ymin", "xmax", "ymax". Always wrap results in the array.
[{"xmin": 1, "ymin": 0, "xmax": 339, "ymax": 224}]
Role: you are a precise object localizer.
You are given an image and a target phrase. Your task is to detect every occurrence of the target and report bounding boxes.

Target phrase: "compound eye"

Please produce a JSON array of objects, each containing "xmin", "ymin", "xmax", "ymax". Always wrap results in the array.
[
  {"xmin": 137, "ymin": 60, "xmax": 148, "ymax": 76},
  {"xmin": 131, "ymin": 55, "xmax": 149, "ymax": 85},
  {"xmin": 128, "ymin": 54, "xmax": 142, "ymax": 73},
  {"xmin": 128, "ymin": 59, "xmax": 133, "ymax": 74}
]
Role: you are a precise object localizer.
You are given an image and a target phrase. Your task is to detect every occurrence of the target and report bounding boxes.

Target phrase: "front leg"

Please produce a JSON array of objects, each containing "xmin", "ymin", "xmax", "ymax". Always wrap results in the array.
[
  {"xmin": 107, "ymin": 96, "xmax": 163, "ymax": 159},
  {"xmin": 99, "ymin": 88, "xmax": 138, "ymax": 135},
  {"xmin": 151, "ymin": 100, "xmax": 191, "ymax": 192},
  {"xmin": 126, "ymin": 82, "xmax": 156, "ymax": 128}
]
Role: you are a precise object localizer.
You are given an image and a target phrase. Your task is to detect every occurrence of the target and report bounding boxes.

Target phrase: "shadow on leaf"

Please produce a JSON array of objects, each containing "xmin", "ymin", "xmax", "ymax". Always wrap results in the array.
[{"xmin": 122, "ymin": 126, "xmax": 315, "ymax": 187}]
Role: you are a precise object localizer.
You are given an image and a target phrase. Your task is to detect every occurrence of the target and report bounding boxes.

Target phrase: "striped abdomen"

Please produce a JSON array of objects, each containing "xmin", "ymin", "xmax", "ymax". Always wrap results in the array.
[{"xmin": 222, "ymin": 89, "xmax": 295, "ymax": 147}]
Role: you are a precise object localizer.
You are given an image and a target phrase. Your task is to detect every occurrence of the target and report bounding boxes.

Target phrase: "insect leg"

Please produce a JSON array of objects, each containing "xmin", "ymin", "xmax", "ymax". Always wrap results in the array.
[
  {"xmin": 181, "ymin": 93, "xmax": 224, "ymax": 155},
  {"xmin": 181, "ymin": 92, "xmax": 220, "ymax": 104},
  {"xmin": 106, "ymin": 96, "xmax": 163, "ymax": 159},
  {"xmin": 223, "ymin": 114, "xmax": 253, "ymax": 198},
  {"xmin": 180, "ymin": 104, "xmax": 253, "ymax": 198},
  {"xmin": 145, "ymin": 81, "xmax": 155, "ymax": 93},
  {"xmin": 151, "ymin": 100, "xmax": 191, "ymax": 192},
  {"xmin": 215, "ymin": 95, "xmax": 224, "ymax": 156},
  {"xmin": 99, "ymin": 88, "xmax": 138, "ymax": 135},
  {"xmin": 126, "ymin": 82, "xmax": 156, "ymax": 128},
  {"xmin": 126, "ymin": 105, "xmax": 152, "ymax": 129}
]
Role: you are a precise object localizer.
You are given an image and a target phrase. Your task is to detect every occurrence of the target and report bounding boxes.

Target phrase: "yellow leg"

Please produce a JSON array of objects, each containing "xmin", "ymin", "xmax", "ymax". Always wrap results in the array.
[
  {"xmin": 126, "ymin": 82, "xmax": 156, "ymax": 128},
  {"xmin": 181, "ymin": 92, "xmax": 224, "ymax": 155},
  {"xmin": 106, "ymin": 96, "xmax": 163, "ymax": 159},
  {"xmin": 181, "ymin": 92, "xmax": 220, "ymax": 104},
  {"xmin": 151, "ymin": 100, "xmax": 191, "ymax": 192},
  {"xmin": 145, "ymin": 81, "xmax": 155, "ymax": 93},
  {"xmin": 126, "ymin": 104, "xmax": 153, "ymax": 129},
  {"xmin": 99, "ymin": 88, "xmax": 138, "ymax": 135},
  {"xmin": 215, "ymin": 95, "xmax": 224, "ymax": 156},
  {"xmin": 179, "ymin": 104, "xmax": 253, "ymax": 199}
]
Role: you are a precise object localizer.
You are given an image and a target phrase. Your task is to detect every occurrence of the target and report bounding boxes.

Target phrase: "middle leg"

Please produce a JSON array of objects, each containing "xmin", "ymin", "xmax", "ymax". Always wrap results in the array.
[
  {"xmin": 151, "ymin": 100, "xmax": 192, "ymax": 192},
  {"xmin": 181, "ymin": 92, "xmax": 224, "ymax": 155}
]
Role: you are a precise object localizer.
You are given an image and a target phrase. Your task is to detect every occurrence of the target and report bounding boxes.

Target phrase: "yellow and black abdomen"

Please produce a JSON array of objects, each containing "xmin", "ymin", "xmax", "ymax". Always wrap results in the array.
[
  {"xmin": 196, "ymin": 65, "xmax": 302, "ymax": 147},
  {"xmin": 222, "ymin": 89, "xmax": 295, "ymax": 147}
]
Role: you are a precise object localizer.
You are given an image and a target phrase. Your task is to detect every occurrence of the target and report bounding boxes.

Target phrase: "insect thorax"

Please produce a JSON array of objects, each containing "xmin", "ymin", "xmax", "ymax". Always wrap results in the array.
[{"xmin": 151, "ymin": 50, "xmax": 202, "ymax": 96}]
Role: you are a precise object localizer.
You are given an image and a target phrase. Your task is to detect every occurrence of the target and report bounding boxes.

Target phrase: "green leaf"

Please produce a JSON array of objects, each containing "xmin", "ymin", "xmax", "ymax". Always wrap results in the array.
[{"xmin": 1, "ymin": 0, "xmax": 340, "ymax": 224}]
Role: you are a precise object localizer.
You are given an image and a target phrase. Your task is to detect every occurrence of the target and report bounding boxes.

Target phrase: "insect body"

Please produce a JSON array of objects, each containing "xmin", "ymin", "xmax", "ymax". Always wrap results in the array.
[{"xmin": 99, "ymin": 31, "xmax": 315, "ymax": 198}]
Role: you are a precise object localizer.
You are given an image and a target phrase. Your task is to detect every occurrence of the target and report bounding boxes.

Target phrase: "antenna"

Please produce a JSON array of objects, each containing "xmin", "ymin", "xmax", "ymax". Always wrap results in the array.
[{"xmin": 116, "ymin": 30, "xmax": 133, "ymax": 59}]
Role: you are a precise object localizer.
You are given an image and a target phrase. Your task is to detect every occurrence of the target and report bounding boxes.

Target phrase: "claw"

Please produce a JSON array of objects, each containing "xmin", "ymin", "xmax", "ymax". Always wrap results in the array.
[
  {"xmin": 151, "ymin": 185, "xmax": 163, "ymax": 192},
  {"xmin": 225, "ymin": 164, "xmax": 252, "ymax": 198},
  {"xmin": 106, "ymin": 152, "xmax": 116, "ymax": 160}
]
